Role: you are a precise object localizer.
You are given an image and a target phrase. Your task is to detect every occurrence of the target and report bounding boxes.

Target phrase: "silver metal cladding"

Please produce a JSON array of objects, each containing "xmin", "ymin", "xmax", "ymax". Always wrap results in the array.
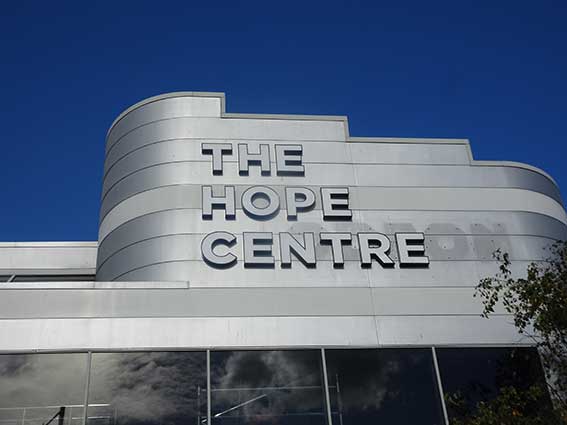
[
  {"xmin": 3, "ymin": 92, "xmax": 567, "ymax": 353},
  {"xmin": 96, "ymin": 93, "xmax": 566, "ymax": 284}
]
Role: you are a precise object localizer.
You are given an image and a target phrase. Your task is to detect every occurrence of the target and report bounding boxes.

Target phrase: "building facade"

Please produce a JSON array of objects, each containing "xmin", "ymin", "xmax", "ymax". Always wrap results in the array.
[{"xmin": 0, "ymin": 92, "xmax": 564, "ymax": 424}]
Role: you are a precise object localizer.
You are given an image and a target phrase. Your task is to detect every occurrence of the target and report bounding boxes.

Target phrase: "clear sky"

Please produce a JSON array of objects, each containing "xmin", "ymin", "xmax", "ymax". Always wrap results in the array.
[{"xmin": 0, "ymin": 1, "xmax": 565, "ymax": 241}]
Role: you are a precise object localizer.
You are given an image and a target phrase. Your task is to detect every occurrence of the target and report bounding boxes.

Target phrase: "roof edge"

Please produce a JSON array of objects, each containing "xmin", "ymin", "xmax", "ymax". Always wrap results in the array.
[
  {"xmin": 108, "ymin": 92, "xmax": 227, "ymax": 137},
  {"xmin": 106, "ymin": 92, "xmax": 562, "ymax": 197},
  {"xmin": 472, "ymin": 160, "xmax": 559, "ymax": 188},
  {"xmin": 0, "ymin": 242, "xmax": 98, "ymax": 248}
]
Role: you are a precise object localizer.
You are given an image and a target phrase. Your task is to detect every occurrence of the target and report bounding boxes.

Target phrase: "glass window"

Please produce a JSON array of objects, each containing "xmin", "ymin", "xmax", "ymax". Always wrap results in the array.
[
  {"xmin": 0, "ymin": 353, "xmax": 88, "ymax": 425},
  {"xmin": 210, "ymin": 350, "xmax": 327, "ymax": 424},
  {"xmin": 12, "ymin": 275, "xmax": 95, "ymax": 282},
  {"xmin": 87, "ymin": 351, "xmax": 206, "ymax": 425},
  {"xmin": 324, "ymin": 348, "xmax": 445, "ymax": 425},
  {"xmin": 436, "ymin": 347, "xmax": 552, "ymax": 421}
]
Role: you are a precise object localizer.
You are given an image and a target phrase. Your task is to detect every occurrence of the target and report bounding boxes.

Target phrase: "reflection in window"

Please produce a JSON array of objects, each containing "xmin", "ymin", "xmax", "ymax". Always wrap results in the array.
[
  {"xmin": 210, "ymin": 350, "xmax": 327, "ymax": 424},
  {"xmin": 436, "ymin": 347, "xmax": 552, "ymax": 421},
  {"xmin": 87, "ymin": 352, "xmax": 207, "ymax": 425},
  {"xmin": 325, "ymin": 348, "xmax": 444, "ymax": 425},
  {"xmin": 0, "ymin": 353, "xmax": 87, "ymax": 425}
]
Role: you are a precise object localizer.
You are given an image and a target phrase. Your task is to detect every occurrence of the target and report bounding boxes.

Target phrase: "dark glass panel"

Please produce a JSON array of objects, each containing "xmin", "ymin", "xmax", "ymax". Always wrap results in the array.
[
  {"xmin": 436, "ymin": 347, "xmax": 552, "ymax": 421},
  {"xmin": 12, "ymin": 275, "xmax": 95, "ymax": 282},
  {"xmin": 87, "ymin": 352, "xmax": 206, "ymax": 425},
  {"xmin": 0, "ymin": 353, "xmax": 87, "ymax": 425},
  {"xmin": 325, "ymin": 348, "xmax": 444, "ymax": 425},
  {"xmin": 210, "ymin": 350, "xmax": 327, "ymax": 425}
]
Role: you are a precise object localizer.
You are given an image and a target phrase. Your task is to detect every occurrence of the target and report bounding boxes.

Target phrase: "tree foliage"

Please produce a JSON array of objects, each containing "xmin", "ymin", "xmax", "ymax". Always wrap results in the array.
[
  {"xmin": 464, "ymin": 240, "xmax": 567, "ymax": 423},
  {"xmin": 447, "ymin": 384, "xmax": 559, "ymax": 425}
]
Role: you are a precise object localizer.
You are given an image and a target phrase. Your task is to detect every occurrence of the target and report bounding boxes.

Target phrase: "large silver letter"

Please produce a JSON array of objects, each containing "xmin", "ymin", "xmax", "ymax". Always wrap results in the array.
[
  {"xmin": 201, "ymin": 232, "xmax": 237, "ymax": 268},
  {"xmin": 238, "ymin": 143, "xmax": 271, "ymax": 175},
  {"xmin": 275, "ymin": 144, "xmax": 304, "ymax": 176},
  {"xmin": 396, "ymin": 233, "xmax": 429, "ymax": 267},
  {"xmin": 243, "ymin": 232, "xmax": 275, "ymax": 268},
  {"xmin": 321, "ymin": 187, "xmax": 352, "ymax": 221},
  {"xmin": 285, "ymin": 187, "xmax": 315, "ymax": 220},
  {"xmin": 241, "ymin": 186, "xmax": 280, "ymax": 219},
  {"xmin": 320, "ymin": 232, "xmax": 352, "ymax": 267},
  {"xmin": 358, "ymin": 233, "xmax": 395, "ymax": 268},
  {"xmin": 202, "ymin": 143, "xmax": 232, "ymax": 175},
  {"xmin": 202, "ymin": 186, "xmax": 236, "ymax": 220},
  {"xmin": 279, "ymin": 233, "xmax": 316, "ymax": 268}
]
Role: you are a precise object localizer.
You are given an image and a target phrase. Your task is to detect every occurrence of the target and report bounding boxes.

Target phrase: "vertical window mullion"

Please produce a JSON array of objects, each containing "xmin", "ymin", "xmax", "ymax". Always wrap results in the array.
[
  {"xmin": 321, "ymin": 348, "xmax": 333, "ymax": 425},
  {"xmin": 207, "ymin": 349, "xmax": 212, "ymax": 425},
  {"xmin": 82, "ymin": 351, "xmax": 92, "ymax": 425},
  {"xmin": 432, "ymin": 347, "xmax": 450, "ymax": 425}
]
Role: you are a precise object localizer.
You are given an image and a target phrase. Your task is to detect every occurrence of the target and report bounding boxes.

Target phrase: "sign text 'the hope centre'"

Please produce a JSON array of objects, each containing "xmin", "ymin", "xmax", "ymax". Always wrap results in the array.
[{"xmin": 199, "ymin": 143, "xmax": 429, "ymax": 269}]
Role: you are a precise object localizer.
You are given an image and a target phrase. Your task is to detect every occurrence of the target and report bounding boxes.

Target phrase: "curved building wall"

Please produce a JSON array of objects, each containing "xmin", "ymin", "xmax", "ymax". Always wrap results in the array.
[
  {"xmin": 1, "ymin": 93, "xmax": 566, "ymax": 362},
  {"xmin": 0, "ymin": 102, "xmax": 562, "ymax": 425},
  {"xmin": 0, "ymin": 93, "xmax": 567, "ymax": 352},
  {"xmin": 21, "ymin": 90, "xmax": 553, "ymax": 350},
  {"xmin": 96, "ymin": 92, "xmax": 566, "ymax": 287}
]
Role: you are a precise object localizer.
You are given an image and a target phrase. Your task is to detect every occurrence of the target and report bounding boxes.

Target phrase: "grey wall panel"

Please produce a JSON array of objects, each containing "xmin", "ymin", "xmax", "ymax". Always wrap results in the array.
[
  {"xmin": 96, "ymin": 232, "xmax": 553, "ymax": 281},
  {"xmin": 0, "ymin": 287, "xmax": 375, "ymax": 319},
  {"xmin": 102, "ymin": 140, "xmax": 472, "ymax": 189},
  {"xmin": 110, "ymin": 260, "xmax": 364, "ymax": 285},
  {"xmin": 350, "ymin": 187, "xmax": 565, "ymax": 220},
  {"xmin": 104, "ymin": 140, "xmax": 472, "ymax": 179},
  {"xmin": 96, "ymin": 209, "xmax": 567, "ymax": 266},
  {"xmin": 107, "ymin": 96, "xmax": 222, "ymax": 150},
  {"xmin": 0, "ymin": 313, "xmax": 526, "ymax": 351},
  {"xmin": 106, "ymin": 116, "xmax": 347, "ymax": 167},
  {"xmin": 0, "ymin": 281, "xmax": 188, "ymax": 290},
  {"xmin": 348, "ymin": 142, "xmax": 470, "ymax": 165},
  {"xmin": 0, "ymin": 243, "xmax": 97, "ymax": 271},
  {"xmin": 0, "ymin": 316, "xmax": 379, "ymax": 351},
  {"xmin": 0, "ymin": 286, "xmax": 505, "ymax": 319},
  {"xmin": 109, "ymin": 259, "xmax": 541, "ymax": 288},
  {"xmin": 375, "ymin": 316, "xmax": 527, "ymax": 346},
  {"xmin": 98, "ymin": 185, "xmax": 566, "ymax": 241},
  {"xmin": 100, "ymin": 162, "xmax": 561, "ymax": 212},
  {"xmin": 0, "ymin": 313, "xmax": 525, "ymax": 350},
  {"xmin": 371, "ymin": 287, "xmax": 499, "ymax": 315}
]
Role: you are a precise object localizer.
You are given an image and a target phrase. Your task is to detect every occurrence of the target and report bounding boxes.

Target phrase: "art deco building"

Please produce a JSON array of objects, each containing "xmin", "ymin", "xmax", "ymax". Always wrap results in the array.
[{"xmin": 0, "ymin": 92, "xmax": 564, "ymax": 424}]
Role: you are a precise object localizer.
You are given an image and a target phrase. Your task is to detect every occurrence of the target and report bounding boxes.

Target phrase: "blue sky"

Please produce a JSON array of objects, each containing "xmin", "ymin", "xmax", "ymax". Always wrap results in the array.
[{"xmin": 0, "ymin": 0, "xmax": 565, "ymax": 241}]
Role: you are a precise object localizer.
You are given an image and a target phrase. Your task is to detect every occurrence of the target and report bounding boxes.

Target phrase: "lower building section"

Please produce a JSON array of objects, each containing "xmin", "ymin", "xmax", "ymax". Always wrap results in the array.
[{"xmin": 0, "ymin": 347, "xmax": 549, "ymax": 425}]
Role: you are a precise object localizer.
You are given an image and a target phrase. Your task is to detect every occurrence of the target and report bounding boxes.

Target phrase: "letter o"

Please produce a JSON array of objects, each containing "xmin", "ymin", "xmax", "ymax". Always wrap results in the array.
[{"xmin": 241, "ymin": 186, "xmax": 280, "ymax": 219}]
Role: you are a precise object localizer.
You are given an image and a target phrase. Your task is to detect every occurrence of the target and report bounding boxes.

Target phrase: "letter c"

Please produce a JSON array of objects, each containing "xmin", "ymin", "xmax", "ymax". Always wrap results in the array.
[{"xmin": 201, "ymin": 232, "xmax": 237, "ymax": 268}]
